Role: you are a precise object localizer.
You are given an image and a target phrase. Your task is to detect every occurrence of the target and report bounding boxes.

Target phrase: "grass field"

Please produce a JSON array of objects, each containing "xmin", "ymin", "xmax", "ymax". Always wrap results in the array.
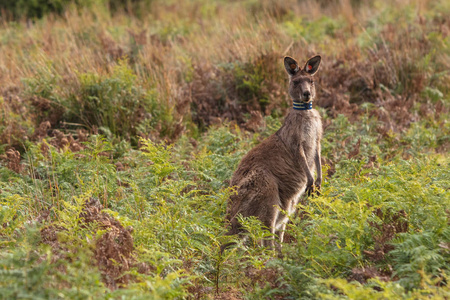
[{"xmin": 0, "ymin": 0, "xmax": 449, "ymax": 299}]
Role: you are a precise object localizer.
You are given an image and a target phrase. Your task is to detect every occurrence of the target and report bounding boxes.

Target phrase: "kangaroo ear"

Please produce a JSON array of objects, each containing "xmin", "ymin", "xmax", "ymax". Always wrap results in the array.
[
  {"xmin": 284, "ymin": 56, "xmax": 299, "ymax": 76},
  {"xmin": 303, "ymin": 55, "xmax": 321, "ymax": 75}
]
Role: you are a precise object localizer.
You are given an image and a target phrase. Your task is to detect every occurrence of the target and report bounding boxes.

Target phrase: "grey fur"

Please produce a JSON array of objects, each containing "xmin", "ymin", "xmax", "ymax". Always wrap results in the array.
[{"xmin": 223, "ymin": 55, "xmax": 323, "ymax": 249}]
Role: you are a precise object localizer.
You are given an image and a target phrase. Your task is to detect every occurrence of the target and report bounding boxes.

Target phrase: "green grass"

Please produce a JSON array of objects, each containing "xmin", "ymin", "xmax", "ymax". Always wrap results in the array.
[
  {"xmin": 1, "ymin": 111, "xmax": 448, "ymax": 298},
  {"xmin": 0, "ymin": 0, "xmax": 449, "ymax": 298}
]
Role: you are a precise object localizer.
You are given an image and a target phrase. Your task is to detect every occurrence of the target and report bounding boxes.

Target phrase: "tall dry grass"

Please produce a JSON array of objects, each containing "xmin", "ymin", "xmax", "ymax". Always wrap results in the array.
[{"xmin": 0, "ymin": 0, "xmax": 448, "ymax": 150}]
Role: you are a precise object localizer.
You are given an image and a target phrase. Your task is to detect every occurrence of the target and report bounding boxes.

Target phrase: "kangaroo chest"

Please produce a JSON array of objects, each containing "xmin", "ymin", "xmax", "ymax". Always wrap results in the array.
[
  {"xmin": 283, "ymin": 114, "xmax": 321, "ymax": 184},
  {"xmin": 286, "ymin": 115, "xmax": 320, "ymax": 156},
  {"xmin": 299, "ymin": 119, "xmax": 319, "ymax": 160}
]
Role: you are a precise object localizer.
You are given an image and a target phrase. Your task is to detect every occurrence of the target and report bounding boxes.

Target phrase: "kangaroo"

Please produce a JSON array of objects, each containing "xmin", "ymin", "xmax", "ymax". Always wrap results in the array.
[{"xmin": 223, "ymin": 55, "xmax": 323, "ymax": 250}]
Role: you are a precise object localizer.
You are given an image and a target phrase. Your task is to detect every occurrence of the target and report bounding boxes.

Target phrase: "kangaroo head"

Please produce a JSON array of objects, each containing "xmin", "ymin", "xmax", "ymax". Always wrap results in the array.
[{"xmin": 284, "ymin": 55, "xmax": 321, "ymax": 103}]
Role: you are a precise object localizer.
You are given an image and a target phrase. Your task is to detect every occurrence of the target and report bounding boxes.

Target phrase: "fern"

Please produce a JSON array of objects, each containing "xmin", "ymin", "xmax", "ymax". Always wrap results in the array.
[{"xmin": 390, "ymin": 228, "xmax": 450, "ymax": 290}]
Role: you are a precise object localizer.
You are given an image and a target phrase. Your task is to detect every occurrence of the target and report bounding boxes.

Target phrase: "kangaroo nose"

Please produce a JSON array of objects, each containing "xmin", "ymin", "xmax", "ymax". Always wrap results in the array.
[{"xmin": 303, "ymin": 91, "xmax": 311, "ymax": 99}]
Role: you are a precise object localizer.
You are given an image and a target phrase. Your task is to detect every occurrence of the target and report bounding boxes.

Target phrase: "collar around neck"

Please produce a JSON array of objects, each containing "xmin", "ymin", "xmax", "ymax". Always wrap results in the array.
[{"xmin": 293, "ymin": 101, "xmax": 313, "ymax": 110}]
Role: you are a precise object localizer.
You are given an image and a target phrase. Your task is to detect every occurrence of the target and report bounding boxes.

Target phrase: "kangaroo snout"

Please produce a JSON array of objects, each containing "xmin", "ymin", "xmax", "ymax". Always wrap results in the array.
[{"xmin": 303, "ymin": 90, "xmax": 311, "ymax": 101}]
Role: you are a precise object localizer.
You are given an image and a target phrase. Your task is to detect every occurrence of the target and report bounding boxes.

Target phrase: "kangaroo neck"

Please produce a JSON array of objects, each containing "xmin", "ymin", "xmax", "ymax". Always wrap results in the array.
[{"xmin": 276, "ymin": 109, "xmax": 313, "ymax": 145}]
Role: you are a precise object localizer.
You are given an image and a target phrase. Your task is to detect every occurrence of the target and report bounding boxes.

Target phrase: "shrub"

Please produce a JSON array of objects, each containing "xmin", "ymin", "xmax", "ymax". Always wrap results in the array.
[
  {"xmin": 69, "ymin": 61, "xmax": 162, "ymax": 144},
  {"xmin": 0, "ymin": 0, "xmax": 71, "ymax": 20},
  {"xmin": 21, "ymin": 60, "xmax": 168, "ymax": 145},
  {"xmin": 0, "ymin": 0, "xmax": 154, "ymax": 20}
]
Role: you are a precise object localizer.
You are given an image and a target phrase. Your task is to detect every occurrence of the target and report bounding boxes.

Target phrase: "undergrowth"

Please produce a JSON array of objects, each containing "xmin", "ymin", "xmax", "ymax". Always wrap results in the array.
[
  {"xmin": 0, "ymin": 0, "xmax": 449, "ymax": 299},
  {"xmin": 1, "ymin": 110, "xmax": 449, "ymax": 298}
]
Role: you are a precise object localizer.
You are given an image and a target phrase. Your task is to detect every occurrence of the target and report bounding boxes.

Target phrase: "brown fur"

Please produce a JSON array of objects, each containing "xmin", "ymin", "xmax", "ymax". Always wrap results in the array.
[{"xmin": 223, "ymin": 55, "xmax": 323, "ymax": 249}]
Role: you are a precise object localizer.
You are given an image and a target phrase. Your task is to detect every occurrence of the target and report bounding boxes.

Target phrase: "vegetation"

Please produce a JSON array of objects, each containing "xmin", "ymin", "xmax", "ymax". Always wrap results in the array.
[{"xmin": 0, "ymin": 0, "xmax": 449, "ymax": 298}]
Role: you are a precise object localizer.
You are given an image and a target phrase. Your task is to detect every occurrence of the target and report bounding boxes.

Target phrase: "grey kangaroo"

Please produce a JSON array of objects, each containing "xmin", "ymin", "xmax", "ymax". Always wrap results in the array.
[{"xmin": 223, "ymin": 55, "xmax": 323, "ymax": 250}]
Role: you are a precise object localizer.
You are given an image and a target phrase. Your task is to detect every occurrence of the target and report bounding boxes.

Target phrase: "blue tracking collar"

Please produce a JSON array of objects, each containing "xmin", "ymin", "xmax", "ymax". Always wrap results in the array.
[{"xmin": 293, "ymin": 101, "xmax": 313, "ymax": 110}]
